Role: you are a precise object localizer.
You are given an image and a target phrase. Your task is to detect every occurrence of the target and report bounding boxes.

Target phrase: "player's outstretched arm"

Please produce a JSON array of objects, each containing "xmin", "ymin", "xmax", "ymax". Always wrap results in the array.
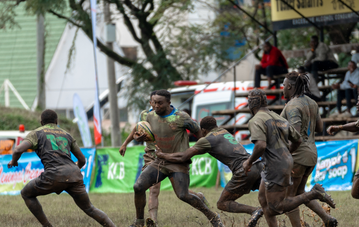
[
  {"xmin": 8, "ymin": 141, "xmax": 32, "ymax": 168},
  {"xmin": 244, "ymin": 140, "xmax": 266, "ymax": 174},
  {"xmin": 119, "ymin": 126, "xmax": 136, "ymax": 156},
  {"xmin": 155, "ymin": 145, "xmax": 205, "ymax": 163},
  {"xmin": 71, "ymin": 144, "xmax": 86, "ymax": 169},
  {"xmin": 327, "ymin": 122, "xmax": 358, "ymax": 135}
]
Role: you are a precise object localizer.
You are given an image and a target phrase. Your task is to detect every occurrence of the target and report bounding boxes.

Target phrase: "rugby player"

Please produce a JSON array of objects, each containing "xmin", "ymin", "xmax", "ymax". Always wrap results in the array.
[
  {"xmin": 8, "ymin": 109, "xmax": 116, "ymax": 227},
  {"xmin": 243, "ymin": 89, "xmax": 336, "ymax": 227},
  {"xmin": 130, "ymin": 90, "xmax": 224, "ymax": 227},
  {"xmin": 155, "ymin": 116, "xmax": 264, "ymax": 227},
  {"xmin": 119, "ymin": 91, "xmax": 161, "ymax": 225},
  {"xmin": 327, "ymin": 96, "xmax": 359, "ymax": 200},
  {"xmin": 281, "ymin": 72, "xmax": 337, "ymax": 227}
]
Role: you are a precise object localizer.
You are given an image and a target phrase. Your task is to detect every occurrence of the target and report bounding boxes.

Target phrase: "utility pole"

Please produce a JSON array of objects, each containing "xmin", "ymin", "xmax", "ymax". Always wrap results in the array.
[
  {"xmin": 37, "ymin": 14, "xmax": 46, "ymax": 110},
  {"xmin": 104, "ymin": 1, "xmax": 121, "ymax": 146}
]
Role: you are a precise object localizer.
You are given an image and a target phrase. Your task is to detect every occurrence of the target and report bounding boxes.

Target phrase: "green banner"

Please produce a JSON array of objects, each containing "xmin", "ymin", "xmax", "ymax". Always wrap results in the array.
[{"xmin": 90, "ymin": 145, "xmax": 218, "ymax": 193}]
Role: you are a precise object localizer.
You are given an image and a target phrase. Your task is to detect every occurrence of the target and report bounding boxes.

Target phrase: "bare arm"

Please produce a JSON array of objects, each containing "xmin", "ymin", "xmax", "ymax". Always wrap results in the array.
[
  {"xmin": 289, "ymin": 137, "xmax": 302, "ymax": 153},
  {"xmin": 155, "ymin": 145, "xmax": 206, "ymax": 163},
  {"xmin": 71, "ymin": 144, "xmax": 86, "ymax": 169},
  {"xmin": 243, "ymin": 140, "xmax": 266, "ymax": 174},
  {"xmin": 8, "ymin": 141, "xmax": 32, "ymax": 168},
  {"xmin": 119, "ymin": 126, "xmax": 136, "ymax": 156},
  {"xmin": 327, "ymin": 122, "xmax": 359, "ymax": 135},
  {"xmin": 193, "ymin": 130, "xmax": 203, "ymax": 140},
  {"xmin": 315, "ymin": 114, "xmax": 323, "ymax": 133}
]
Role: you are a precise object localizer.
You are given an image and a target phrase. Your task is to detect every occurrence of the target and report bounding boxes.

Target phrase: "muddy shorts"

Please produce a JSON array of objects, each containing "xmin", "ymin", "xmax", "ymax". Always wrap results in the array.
[
  {"xmin": 150, "ymin": 158, "xmax": 190, "ymax": 175},
  {"xmin": 142, "ymin": 151, "xmax": 156, "ymax": 171},
  {"xmin": 24, "ymin": 174, "xmax": 86, "ymax": 196},
  {"xmin": 291, "ymin": 163, "xmax": 315, "ymax": 178},
  {"xmin": 225, "ymin": 161, "xmax": 263, "ymax": 195}
]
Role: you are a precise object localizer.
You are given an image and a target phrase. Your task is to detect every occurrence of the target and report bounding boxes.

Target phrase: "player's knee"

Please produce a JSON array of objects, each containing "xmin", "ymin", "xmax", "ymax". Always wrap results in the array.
[
  {"xmin": 133, "ymin": 182, "xmax": 144, "ymax": 193},
  {"xmin": 216, "ymin": 201, "xmax": 226, "ymax": 211},
  {"xmin": 83, "ymin": 204, "xmax": 96, "ymax": 216},
  {"xmin": 176, "ymin": 192, "xmax": 188, "ymax": 201},
  {"xmin": 351, "ymin": 188, "xmax": 359, "ymax": 199},
  {"xmin": 20, "ymin": 189, "xmax": 31, "ymax": 200},
  {"xmin": 258, "ymin": 195, "xmax": 266, "ymax": 208},
  {"xmin": 150, "ymin": 185, "xmax": 160, "ymax": 196}
]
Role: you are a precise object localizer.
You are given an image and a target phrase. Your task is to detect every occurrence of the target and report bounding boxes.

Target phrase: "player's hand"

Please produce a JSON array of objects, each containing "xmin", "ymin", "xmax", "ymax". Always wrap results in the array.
[
  {"xmin": 243, "ymin": 160, "xmax": 252, "ymax": 175},
  {"xmin": 119, "ymin": 144, "xmax": 127, "ymax": 157},
  {"xmin": 7, "ymin": 160, "xmax": 18, "ymax": 168},
  {"xmin": 331, "ymin": 83, "xmax": 339, "ymax": 90},
  {"xmin": 255, "ymin": 64, "xmax": 261, "ymax": 70},
  {"xmin": 155, "ymin": 145, "xmax": 164, "ymax": 159},
  {"xmin": 327, "ymin": 126, "xmax": 340, "ymax": 135},
  {"xmin": 133, "ymin": 131, "xmax": 146, "ymax": 142}
]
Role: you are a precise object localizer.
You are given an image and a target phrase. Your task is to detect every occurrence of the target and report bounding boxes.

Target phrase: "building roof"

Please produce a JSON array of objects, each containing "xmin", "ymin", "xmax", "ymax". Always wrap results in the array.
[{"xmin": 0, "ymin": 4, "xmax": 66, "ymax": 108}]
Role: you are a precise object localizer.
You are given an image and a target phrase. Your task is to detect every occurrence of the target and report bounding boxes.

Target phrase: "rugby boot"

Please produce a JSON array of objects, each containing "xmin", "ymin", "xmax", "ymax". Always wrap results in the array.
[
  {"xmin": 310, "ymin": 184, "xmax": 336, "ymax": 208},
  {"xmin": 324, "ymin": 217, "xmax": 338, "ymax": 227},
  {"xmin": 129, "ymin": 219, "xmax": 144, "ymax": 227},
  {"xmin": 197, "ymin": 192, "xmax": 210, "ymax": 207},
  {"xmin": 145, "ymin": 218, "xmax": 157, "ymax": 227},
  {"xmin": 247, "ymin": 207, "xmax": 263, "ymax": 227},
  {"xmin": 210, "ymin": 213, "xmax": 225, "ymax": 227}
]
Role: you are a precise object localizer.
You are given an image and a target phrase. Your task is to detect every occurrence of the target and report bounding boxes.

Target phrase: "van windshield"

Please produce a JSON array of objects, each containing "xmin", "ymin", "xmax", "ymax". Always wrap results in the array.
[{"xmin": 196, "ymin": 102, "xmax": 231, "ymax": 126}]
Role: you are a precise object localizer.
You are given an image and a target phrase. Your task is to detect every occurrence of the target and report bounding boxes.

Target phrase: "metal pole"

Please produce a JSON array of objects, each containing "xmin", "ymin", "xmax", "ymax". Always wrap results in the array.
[
  {"xmin": 233, "ymin": 66, "xmax": 236, "ymax": 135},
  {"xmin": 279, "ymin": 0, "xmax": 320, "ymax": 30},
  {"xmin": 104, "ymin": 1, "xmax": 121, "ymax": 146},
  {"xmin": 36, "ymin": 14, "xmax": 46, "ymax": 110},
  {"xmin": 320, "ymin": 27, "xmax": 324, "ymax": 42},
  {"xmin": 338, "ymin": 0, "xmax": 359, "ymax": 17},
  {"xmin": 227, "ymin": 0, "xmax": 274, "ymax": 35}
]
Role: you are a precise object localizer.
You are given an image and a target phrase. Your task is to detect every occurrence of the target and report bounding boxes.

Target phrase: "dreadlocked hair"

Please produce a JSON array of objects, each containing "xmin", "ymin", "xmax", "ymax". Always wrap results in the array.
[{"xmin": 285, "ymin": 71, "xmax": 311, "ymax": 98}]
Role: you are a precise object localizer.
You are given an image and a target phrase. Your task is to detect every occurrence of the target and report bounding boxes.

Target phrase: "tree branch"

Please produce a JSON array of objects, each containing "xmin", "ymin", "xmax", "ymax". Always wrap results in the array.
[{"xmin": 48, "ymin": 10, "xmax": 82, "ymax": 28}]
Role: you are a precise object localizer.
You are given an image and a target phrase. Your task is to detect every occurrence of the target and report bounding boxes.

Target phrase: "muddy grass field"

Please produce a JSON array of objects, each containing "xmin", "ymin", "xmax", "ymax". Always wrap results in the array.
[{"xmin": 0, "ymin": 188, "xmax": 358, "ymax": 227}]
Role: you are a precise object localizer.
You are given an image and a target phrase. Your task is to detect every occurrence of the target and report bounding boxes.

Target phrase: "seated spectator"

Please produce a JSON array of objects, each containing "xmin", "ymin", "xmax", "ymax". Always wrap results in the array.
[
  {"xmin": 305, "ymin": 35, "xmax": 338, "ymax": 82},
  {"xmin": 352, "ymin": 46, "xmax": 359, "ymax": 65},
  {"xmin": 331, "ymin": 61, "xmax": 359, "ymax": 118},
  {"xmin": 297, "ymin": 66, "xmax": 321, "ymax": 102},
  {"xmin": 254, "ymin": 41, "xmax": 288, "ymax": 89}
]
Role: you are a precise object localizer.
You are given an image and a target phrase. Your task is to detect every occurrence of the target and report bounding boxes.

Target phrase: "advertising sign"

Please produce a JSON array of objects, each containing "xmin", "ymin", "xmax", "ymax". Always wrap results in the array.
[
  {"xmin": 271, "ymin": 0, "xmax": 359, "ymax": 30},
  {"xmin": 0, "ymin": 148, "xmax": 95, "ymax": 195}
]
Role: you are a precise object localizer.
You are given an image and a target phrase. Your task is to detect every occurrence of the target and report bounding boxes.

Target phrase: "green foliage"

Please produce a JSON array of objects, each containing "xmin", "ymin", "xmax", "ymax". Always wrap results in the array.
[
  {"xmin": 0, "ymin": 106, "xmax": 83, "ymax": 146},
  {"xmin": 0, "ymin": 2, "xmax": 20, "ymax": 30},
  {"xmin": 24, "ymin": 0, "xmax": 67, "ymax": 15}
]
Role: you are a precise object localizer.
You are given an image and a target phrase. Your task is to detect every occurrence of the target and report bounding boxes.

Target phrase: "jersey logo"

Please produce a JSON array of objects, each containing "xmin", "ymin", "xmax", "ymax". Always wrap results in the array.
[
  {"xmin": 46, "ymin": 135, "xmax": 69, "ymax": 154},
  {"xmin": 224, "ymin": 134, "xmax": 238, "ymax": 145}
]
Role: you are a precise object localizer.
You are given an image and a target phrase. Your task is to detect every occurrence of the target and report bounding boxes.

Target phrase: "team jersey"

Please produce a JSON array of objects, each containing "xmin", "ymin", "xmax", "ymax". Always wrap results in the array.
[
  {"xmin": 280, "ymin": 95, "xmax": 319, "ymax": 166},
  {"xmin": 248, "ymin": 111, "xmax": 301, "ymax": 187},
  {"xmin": 192, "ymin": 128, "xmax": 250, "ymax": 172},
  {"xmin": 139, "ymin": 109, "xmax": 156, "ymax": 153},
  {"xmin": 24, "ymin": 123, "xmax": 83, "ymax": 182},
  {"xmin": 145, "ymin": 107, "xmax": 199, "ymax": 155}
]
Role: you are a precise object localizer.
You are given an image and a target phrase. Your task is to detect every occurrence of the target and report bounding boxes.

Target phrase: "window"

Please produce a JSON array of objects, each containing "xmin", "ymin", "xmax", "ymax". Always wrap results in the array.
[{"xmin": 196, "ymin": 102, "xmax": 231, "ymax": 126}]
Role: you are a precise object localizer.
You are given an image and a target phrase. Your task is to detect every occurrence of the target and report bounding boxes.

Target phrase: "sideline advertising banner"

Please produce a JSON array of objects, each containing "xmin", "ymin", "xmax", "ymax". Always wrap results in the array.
[
  {"xmin": 0, "ymin": 148, "xmax": 96, "ymax": 195},
  {"xmin": 306, "ymin": 140, "xmax": 357, "ymax": 191},
  {"xmin": 90, "ymin": 146, "xmax": 218, "ymax": 193},
  {"xmin": 271, "ymin": 0, "xmax": 359, "ymax": 30}
]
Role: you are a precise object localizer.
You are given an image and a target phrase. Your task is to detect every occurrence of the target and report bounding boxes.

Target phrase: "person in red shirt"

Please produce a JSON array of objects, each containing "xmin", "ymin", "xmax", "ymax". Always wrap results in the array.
[{"xmin": 254, "ymin": 42, "xmax": 288, "ymax": 89}]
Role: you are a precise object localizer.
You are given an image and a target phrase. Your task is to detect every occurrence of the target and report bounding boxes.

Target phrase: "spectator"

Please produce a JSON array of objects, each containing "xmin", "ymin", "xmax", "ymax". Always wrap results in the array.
[
  {"xmin": 331, "ymin": 61, "xmax": 359, "ymax": 118},
  {"xmin": 305, "ymin": 35, "xmax": 338, "ymax": 82},
  {"xmin": 352, "ymin": 46, "xmax": 359, "ymax": 65},
  {"xmin": 254, "ymin": 41, "xmax": 288, "ymax": 89},
  {"xmin": 297, "ymin": 66, "xmax": 321, "ymax": 102}
]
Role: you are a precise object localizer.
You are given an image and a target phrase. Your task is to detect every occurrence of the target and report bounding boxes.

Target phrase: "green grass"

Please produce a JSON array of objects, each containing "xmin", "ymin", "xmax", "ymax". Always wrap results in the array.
[{"xmin": 0, "ymin": 188, "xmax": 357, "ymax": 227}]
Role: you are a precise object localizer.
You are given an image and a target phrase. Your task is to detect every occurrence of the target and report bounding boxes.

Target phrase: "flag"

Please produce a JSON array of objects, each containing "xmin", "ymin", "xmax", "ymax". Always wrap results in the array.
[
  {"xmin": 90, "ymin": 0, "xmax": 102, "ymax": 145},
  {"xmin": 73, "ymin": 93, "xmax": 93, "ymax": 147}
]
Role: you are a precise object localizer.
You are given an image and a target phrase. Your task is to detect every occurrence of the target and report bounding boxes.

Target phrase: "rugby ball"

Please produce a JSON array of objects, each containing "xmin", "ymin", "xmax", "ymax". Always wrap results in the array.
[{"xmin": 136, "ymin": 121, "xmax": 155, "ymax": 142}]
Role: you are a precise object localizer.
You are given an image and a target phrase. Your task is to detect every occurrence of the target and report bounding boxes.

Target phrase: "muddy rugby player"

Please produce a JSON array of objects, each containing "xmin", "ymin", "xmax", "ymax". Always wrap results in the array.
[
  {"xmin": 130, "ymin": 90, "xmax": 224, "ymax": 227},
  {"xmin": 155, "ymin": 116, "xmax": 264, "ymax": 227},
  {"xmin": 281, "ymin": 72, "xmax": 337, "ymax": 227},
  {"xmin": 8, "ymin": 109, "xmax": 115, "ymax": 227},
  {"xmin": 243, "ymin": 89, "xmax": 336, "ymax": 227},
  {"xmin": 327, "ymin": 96, "xmax": 359, "ymax": 200}
]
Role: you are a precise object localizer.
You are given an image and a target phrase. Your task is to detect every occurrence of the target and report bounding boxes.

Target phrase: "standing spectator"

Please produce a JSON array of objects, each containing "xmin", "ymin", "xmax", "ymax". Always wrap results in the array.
[
  {"xmin": 352, "ymin": 46, "xmax": 359, "ymax": 65},
  {"xmin": 331, "ymin": 61, "xmax": 359, "ymax": 118},
  {"xmin": 305, "ymin": 35, "xmax": 338, "ymax": 82},
  {"xmin": 254, "ymin": 42, "xmax": 288, "ymax": 89},
  {"xmin": 297, "ymin": 66, "xmax": 321, "ymax": 102}
]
